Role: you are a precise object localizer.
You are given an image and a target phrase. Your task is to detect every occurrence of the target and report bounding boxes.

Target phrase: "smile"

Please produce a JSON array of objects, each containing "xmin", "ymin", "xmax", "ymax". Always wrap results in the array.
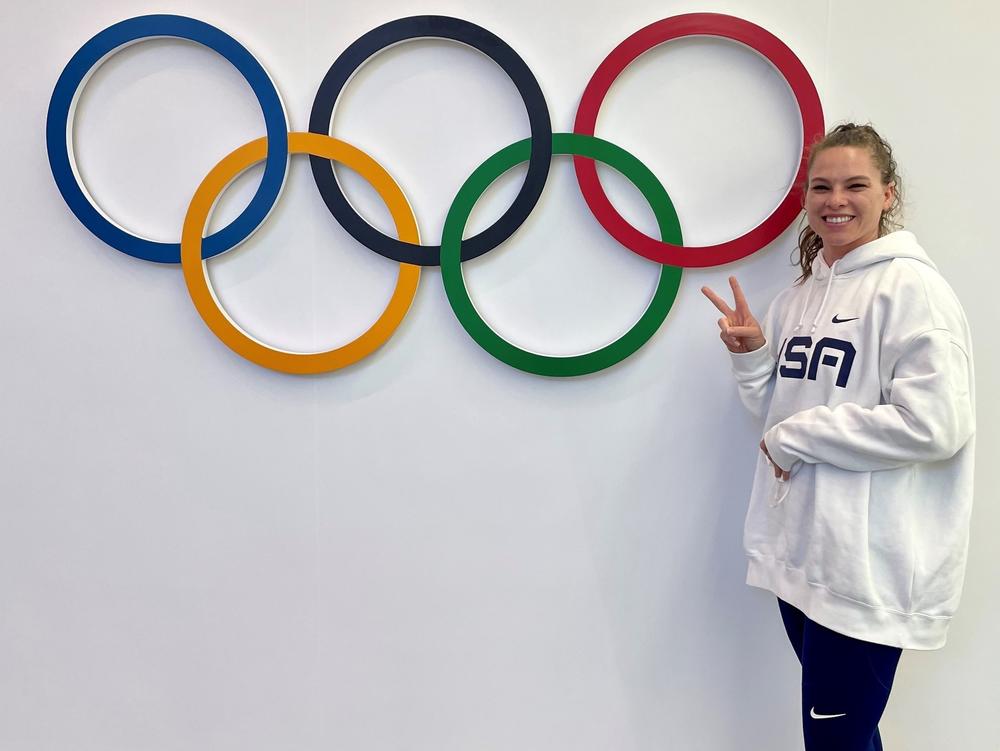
[{"xmin": 824, "ymin": 215, "xmax": 855, "ymax": 225}]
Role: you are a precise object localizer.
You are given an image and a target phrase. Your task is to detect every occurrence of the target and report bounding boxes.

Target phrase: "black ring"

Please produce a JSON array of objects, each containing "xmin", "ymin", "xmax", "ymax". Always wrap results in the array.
[{"xmin": 308, "ymin": 15, "xmax": 552, "ymax": 266}]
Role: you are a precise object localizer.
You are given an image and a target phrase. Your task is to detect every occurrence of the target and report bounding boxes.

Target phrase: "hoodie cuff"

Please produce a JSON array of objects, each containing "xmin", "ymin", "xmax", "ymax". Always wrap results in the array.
[
  {"xmin": 729, "ymin": 342, "xmax": 775, "ymax": 379},
  {"xmin": 763, "ymin": 423, "xmax": 799, "ymax": 473}
]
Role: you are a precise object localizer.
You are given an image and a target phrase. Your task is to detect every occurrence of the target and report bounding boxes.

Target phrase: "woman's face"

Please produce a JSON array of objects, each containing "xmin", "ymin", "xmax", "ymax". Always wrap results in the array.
[{"xmin": 805, "ymin": 146, "xmax": 894, "ymax": 260}]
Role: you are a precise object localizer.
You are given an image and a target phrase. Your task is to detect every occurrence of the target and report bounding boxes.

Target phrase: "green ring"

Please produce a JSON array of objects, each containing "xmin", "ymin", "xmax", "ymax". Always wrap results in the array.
[{"xmin": 440, "ymin": 132, "xmax": 683, "ymax": 377}]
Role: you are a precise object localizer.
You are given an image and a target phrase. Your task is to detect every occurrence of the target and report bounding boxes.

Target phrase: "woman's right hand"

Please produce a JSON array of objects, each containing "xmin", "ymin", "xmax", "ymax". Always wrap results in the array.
[{"xmin": 701, "ymin": 276, "xmax": 766, "ymax": 354}]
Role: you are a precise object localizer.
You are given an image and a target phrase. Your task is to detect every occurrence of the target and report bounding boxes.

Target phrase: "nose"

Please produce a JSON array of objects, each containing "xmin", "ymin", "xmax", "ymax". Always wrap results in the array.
[{"xmin": 826, "ymin": 187, "xmax": 849, "ymax": 207}]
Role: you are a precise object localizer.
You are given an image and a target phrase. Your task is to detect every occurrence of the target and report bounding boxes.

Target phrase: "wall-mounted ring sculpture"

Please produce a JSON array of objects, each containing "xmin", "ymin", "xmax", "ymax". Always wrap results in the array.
[
  {"xmin": 308, "ymin": 15, "xmax": 553, "ymax": 266},
  {"xmin": 45, "ymin": 14, "xmax": 289, "ymax": 264},
  {"xmin": 47, "ymin": 13, "xmax": 824, "ymax": 376},
  {"xmin": 181, "ymin": 132, "xmax": 420, "ymax": 375},
  {"xmin": 573, "ymin": 13, "xmax": 824, "ymax": 267},
  {"xmin": 441, "ymin": 133, "xmax": 681, "ymax": 377}
]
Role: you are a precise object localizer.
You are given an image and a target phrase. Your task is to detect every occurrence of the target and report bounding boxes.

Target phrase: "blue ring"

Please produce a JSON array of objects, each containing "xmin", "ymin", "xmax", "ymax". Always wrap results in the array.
[{"xmin": 46, "ymin": 15, "xmax": 289, "ymax": 264}]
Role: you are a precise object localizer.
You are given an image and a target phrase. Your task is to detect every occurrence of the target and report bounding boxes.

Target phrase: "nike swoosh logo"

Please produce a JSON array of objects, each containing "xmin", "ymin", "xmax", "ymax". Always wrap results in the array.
[
  {"xmin": 810, "ymin": 707, "xmax": 847, "ymax": 720},
  {"xmin": 831, "ymin": 315, "xmax": 859, "ymax": 324}
]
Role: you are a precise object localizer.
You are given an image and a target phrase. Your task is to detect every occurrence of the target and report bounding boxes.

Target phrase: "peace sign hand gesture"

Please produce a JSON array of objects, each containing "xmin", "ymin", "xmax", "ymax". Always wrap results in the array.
[{"xmin": 701, "ymin": 276, "xmax": 766, "ymax": 354}]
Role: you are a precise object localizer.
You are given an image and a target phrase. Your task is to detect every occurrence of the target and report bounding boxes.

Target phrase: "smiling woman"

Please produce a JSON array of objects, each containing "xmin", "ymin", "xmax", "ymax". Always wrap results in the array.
[{"xmin": 701, "ymin": 122, "xmax": 976, "ymax": 751}]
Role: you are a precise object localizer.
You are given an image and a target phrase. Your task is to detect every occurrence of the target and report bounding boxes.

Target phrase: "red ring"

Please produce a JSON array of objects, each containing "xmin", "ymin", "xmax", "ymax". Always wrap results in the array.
[{"xmin": 573, "ymin": 13, "xmax": 824, "ymax": 268}]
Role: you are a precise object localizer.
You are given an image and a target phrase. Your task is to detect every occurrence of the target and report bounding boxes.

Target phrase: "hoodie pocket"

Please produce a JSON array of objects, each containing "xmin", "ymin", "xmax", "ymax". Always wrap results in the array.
[
  {"xmin": 809, "ymin": 467, "xmax": 884, "ymax": 607},
  {"xmin": 865, "ymin": 474, "xmax": 918, "ymax": 613}
]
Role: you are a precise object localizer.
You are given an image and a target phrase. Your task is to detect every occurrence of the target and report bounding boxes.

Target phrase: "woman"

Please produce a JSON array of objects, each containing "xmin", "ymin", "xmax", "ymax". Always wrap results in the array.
[{"xmin": 702, "ymin": 123, "xmax": 976, "ymax": 751}]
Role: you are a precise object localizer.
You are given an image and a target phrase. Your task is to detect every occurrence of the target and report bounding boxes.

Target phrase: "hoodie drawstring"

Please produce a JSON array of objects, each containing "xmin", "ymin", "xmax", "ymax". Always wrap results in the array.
[
  {"xmin": 768, "ymin": 462, "xmax": 801, "ymax": 507},
  {"xmin": 809, "ymin": 258, "xmax": 840, "ymax": 333},
  {"xmin": 793, "ymin": 257, "xmax": 840, "ymax": 333},
  {"xmin": 792, "ymin": 274, "xmax": 816, "ymax": 332}
]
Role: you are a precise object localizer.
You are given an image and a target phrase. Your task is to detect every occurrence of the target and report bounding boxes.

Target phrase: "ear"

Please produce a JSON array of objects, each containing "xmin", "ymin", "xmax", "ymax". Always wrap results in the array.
[{"xmin": 882, "ymin": 181, "xmax": 895, "ymax": 212}]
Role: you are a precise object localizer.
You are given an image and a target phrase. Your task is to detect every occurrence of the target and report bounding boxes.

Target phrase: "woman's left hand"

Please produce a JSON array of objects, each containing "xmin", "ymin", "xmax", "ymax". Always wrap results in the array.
[{"xmin": 760, "ymin": 439, "xmax": 790, "ymax": 480}]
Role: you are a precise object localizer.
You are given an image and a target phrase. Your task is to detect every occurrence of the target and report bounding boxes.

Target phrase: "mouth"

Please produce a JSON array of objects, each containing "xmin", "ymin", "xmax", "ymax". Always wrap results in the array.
[{"xmin": 823, "ymin": 215, "xmax": 855, "ymax": 225}]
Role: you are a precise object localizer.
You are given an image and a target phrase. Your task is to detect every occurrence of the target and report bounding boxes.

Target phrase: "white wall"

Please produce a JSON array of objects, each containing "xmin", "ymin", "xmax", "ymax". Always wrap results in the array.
[{"xmin": 2, "ymin": 0, "xmax": 997, "ymax": 749}]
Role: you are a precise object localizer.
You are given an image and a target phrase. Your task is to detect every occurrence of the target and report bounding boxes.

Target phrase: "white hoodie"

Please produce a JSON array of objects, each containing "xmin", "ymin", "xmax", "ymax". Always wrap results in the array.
[{"xmin": 730, "ymin": 231, "xmax": 975, "ymax": 650}]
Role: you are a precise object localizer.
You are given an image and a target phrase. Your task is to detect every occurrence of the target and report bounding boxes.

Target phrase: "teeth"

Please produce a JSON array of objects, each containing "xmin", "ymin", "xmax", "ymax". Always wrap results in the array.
[{"xmin": 825, "ymin": 216, "xmax": 853, "ymax": 224}]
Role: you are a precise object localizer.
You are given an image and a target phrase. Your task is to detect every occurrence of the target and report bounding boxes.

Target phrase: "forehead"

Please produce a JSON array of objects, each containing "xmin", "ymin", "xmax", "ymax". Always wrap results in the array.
[{"xmin": 809, "ymin": 146, "xmax": 880, "ymax": 180}]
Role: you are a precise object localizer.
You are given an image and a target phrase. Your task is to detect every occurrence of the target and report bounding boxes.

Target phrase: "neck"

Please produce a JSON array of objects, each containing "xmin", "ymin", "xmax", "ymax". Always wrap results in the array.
[
  {"xmin": 822, "ymin": 233, "xmax": 880, "ymax": 266},
  {"xmin": 822, "ymin": 247, "xmax": 847, "ymax": 266}
]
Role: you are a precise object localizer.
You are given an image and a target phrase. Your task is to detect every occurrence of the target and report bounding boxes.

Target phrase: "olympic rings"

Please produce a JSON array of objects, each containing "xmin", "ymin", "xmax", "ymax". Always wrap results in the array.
[
  {"xmin": 441, "ymin": 133, "xmax": 682, "ymax": 377},
  {"xmin": 45, "ymin": 14, "xmax": 289, "ymax": 264},
  {"xmin": 48, "ymin": 13, "xmax": 825, "ymax": 376},
  {"xmin": 308, "ymin": 15, "xmax": 552, "ymax": 266},
  {"xmin": 181, "ymin": 133, "xmax": 420, "ymax": 375},
  {"xmin": 573, "ymin": 13, "xmax": 825, "ymax": 267}
]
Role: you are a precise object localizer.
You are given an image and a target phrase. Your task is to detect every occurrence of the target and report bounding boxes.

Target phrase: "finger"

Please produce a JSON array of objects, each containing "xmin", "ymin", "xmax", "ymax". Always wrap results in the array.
[
  {"xmin": 726, "ymin": 326, "xmax": 759, "ymax": 338},
  {"xmin": 719, "ymin": 323, "xmax": 739, "ymax": 342},
  {"xmin": 760, "ymin": 441, "xmax": 777, "ymax": 465},
  {"xmin": 701, "ymin": 286, "xmax": 736, "ymax": 319},
  {"xmin": 729, "ymin": 276, "xmax": 752, "ymax": 316}
]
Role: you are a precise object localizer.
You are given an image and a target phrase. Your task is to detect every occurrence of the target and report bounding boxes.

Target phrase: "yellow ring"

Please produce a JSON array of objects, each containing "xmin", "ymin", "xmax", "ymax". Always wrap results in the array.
[{"xmin": 181, "ymin": 132, "xmax": 421, "ymax": 375}]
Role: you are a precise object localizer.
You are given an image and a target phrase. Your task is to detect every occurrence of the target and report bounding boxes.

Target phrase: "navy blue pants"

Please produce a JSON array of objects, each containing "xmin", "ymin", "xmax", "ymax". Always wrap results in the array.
[{"xmin": 777, "ymin": 598, "xmax": 903, "ymax": 751}]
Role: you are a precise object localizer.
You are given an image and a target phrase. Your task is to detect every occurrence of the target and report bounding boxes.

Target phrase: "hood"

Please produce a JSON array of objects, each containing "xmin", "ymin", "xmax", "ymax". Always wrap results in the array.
[
  {"xmin": 812, "ymin": 230, "xmax": 936, "ymax": 280},
  {"xmin": 794, "ymin": 231, "xmax": 935, "ymax": 335}
]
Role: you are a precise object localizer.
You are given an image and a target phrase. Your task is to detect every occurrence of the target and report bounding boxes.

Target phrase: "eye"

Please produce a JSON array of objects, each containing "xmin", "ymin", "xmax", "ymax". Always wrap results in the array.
[
  {"xmin": 811, "ymin": 185, "xmax": 829, "ymax": 192},
  {"xmin": 849, "ymin": 183, "xmax": 868, "ymax": 190}
]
